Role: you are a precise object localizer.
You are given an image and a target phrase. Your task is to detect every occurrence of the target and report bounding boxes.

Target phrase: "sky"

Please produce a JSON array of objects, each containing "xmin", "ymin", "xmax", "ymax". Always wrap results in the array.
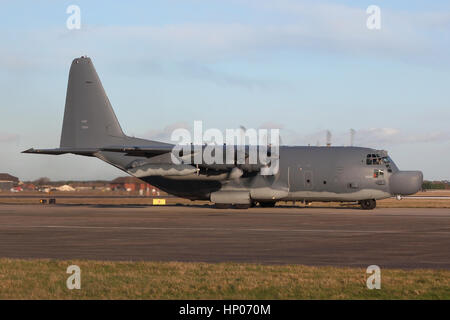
[{"xmin": 0, "ymin": 0, "xmax": 449, "ymax": 181}]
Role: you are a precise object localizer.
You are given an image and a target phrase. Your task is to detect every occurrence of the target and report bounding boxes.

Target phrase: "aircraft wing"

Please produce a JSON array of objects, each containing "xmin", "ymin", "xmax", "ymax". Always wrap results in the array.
[
  {"xmin": 23, "ymin": 145, "xmax": 175, "ymax": 158},
  {"xmin": 102, "ymin": 145, "xmax": 276, "ymax": 168},
  {"xmin": 100, "ymin": 145, "xmax": 175, "ymax": 157},
  {"xmin": 23, "ymin": 145, "xmax": 275, "ymax": 172}
]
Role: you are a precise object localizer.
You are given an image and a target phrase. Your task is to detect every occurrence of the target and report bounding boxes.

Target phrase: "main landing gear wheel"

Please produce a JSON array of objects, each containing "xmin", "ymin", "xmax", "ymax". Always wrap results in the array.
[
  {"xmin": 259, "ymin": 201, "xmax": 276, "ymax": 208},
  {"xmin": 359, "ymin": 199, "xmax": 376, "ymax": 210},
  {"xmin": 215, "ymin": 203, "xmax": 251, "ymax": 209},
  {"xmin": 215, "ymin": 203, "xmax": 232, "ymax": 209}
]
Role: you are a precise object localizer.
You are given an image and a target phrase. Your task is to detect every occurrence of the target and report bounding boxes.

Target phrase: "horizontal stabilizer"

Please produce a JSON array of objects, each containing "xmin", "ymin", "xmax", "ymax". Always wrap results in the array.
[
  {"xmin": 22, "ymin": 148, "xmax": 98, "ymax": 157},
  {"xmin": 22, "ymin": 145, "xmax": 175, "ymax": 158}
]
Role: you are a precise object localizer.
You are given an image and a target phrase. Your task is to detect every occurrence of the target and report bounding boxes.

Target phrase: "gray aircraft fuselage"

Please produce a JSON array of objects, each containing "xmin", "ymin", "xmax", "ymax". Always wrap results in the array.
[
  {"xmin": 97, "ymin": 145, "xmax": 421, "ymax": 205},
  {"xmin": 24, "ymin": 57, "xmax": 423, "ymax": 209}
]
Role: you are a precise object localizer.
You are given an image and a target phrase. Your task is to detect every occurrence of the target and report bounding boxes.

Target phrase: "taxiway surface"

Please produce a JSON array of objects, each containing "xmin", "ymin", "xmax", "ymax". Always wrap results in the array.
[{"xmin": 0, "ymin": 204, "xmax": 448, "ymax": 269}]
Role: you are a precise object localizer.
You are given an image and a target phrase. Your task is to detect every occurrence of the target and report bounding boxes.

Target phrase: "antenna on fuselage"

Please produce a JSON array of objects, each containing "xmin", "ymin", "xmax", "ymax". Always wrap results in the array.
[
  {"xmin": 350, "ymin": 128, "xmax": 355, "ymax": 147},
  {"xmin": 326, "ymin": 130, "xmax": 332, "ymax": 147}
]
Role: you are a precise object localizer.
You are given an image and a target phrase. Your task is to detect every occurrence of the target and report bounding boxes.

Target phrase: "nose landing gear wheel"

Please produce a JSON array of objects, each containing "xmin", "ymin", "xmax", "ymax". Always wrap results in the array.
[{"xmin": 359, "ymin": 199, "xmax": 376, "ymax": 210}]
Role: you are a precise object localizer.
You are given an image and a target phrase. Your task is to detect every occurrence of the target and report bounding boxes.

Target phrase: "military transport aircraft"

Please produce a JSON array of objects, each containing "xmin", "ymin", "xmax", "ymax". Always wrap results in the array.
[{"xmin": 24, "ymin": 57, "xmax": 423, "ymax": 209}]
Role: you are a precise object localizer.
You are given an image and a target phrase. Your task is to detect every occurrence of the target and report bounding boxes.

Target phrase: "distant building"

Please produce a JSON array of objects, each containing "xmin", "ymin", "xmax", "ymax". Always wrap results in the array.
[
  {"xmin": 10, "ymin": 186, "xmax": 23, "ymax": 192},
  {"xmin": 0, "ymin": 173, "xmax": 19, "ymax": 191},
  {"xmin": 69, "ymin": 181, "xmax": 111, "ymax": 190},
  {"xmin": 110, "ymin": 176, "xmax": 160, "ymax": 195},
  {"xmin": 21, "ymin": 183, "xmax": 36, "ymax": 191}
]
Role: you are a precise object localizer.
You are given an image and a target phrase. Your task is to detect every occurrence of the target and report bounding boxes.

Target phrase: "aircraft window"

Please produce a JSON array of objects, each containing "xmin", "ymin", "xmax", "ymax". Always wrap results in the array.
[
  {"xmin": 366, "ymin": 154, "xmax": 384, "ymax": 165},
  {"xmin": 373, "ymin": 169, "xmax": 384, "ymax": 178},
  {"xmin": 382, "ymin": 156, "xmax": 393, "ymax": 172}
]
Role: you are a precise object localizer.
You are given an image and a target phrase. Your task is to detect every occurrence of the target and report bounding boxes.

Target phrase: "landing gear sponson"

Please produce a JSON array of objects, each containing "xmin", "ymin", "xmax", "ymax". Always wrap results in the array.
[
  {"xmin": 215, "ymin": 203, "xmax": 251, "ymax": 209},
  {"xmin": 215, "ymin": 200, "xmax": 377, "ymax": 209},
  {"xmin": 215, "ymin": 201, "xmax": 276, "ymax": 209}
]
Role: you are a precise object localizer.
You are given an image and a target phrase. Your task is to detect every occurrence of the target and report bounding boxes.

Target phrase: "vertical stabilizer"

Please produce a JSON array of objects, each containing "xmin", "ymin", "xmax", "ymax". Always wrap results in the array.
[{"xmin": 60, "ymin": 56, "xmax": 126, "ymax": 148}]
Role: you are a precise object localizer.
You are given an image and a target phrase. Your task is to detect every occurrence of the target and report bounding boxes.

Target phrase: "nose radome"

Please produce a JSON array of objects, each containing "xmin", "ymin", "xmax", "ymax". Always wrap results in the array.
[{"xmin": 389, "ymin": 171, "xmax": 423, "ymax": 195}]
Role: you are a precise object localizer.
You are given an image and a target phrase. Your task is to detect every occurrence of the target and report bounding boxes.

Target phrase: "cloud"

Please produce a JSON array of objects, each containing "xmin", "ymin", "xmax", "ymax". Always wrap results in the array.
[
  {"xmin": 0, "ymin": 132, "xmax": 20, "ymax": 143},
  {"xmin": 140, "ymin": 122, "xmax": 449, "ymax": 148},
  {"xmin": 258, "ymin": 122, "xmax": 285, "ymax": 130},
  {"xmin": 177, "ymin": 62, "xmax": 274, "ymax": 89},
  {"xmin": 140, "ymin": 121, "xmax": 289, "ymax": 144},
  {"xmin": 282, "ymin": 127, "xmax": 450, "ymax": 147},
  {"xmin": 84, "ymin": 21, "xmax": 431, "ymax": 62},
  {"xmin": 355, "ymin": 128, "xmax": 450, "ymax": 146},
  {"xmin": 2, "ymin": 1, "xmax": 448, "ymax": 76},
  {"xmin": 0, "ymin": 53, "xmax": 36, "ymax": 73},
  {"xmin": 141, "ymin": 122, "xmax": 191, "ymax": 143},
  {"xmin": 78, "ymin": 1, "xmax": 447, "ymax": 64}
]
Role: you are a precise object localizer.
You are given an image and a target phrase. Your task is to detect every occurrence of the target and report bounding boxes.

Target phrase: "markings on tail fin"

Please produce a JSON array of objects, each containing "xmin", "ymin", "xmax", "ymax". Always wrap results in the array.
[{"xmin": 81, "ymin": 120, "xmax": 88, "ymax": 129}]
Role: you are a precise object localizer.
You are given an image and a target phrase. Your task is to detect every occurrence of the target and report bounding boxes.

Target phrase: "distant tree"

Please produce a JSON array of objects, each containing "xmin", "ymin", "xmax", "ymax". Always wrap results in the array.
[
  {"xmin": 34, "ymin": 177, "xmax": 51, "ymax": 186},
  {"xmin": 422, "ymin": 181, "xmax": 445, "ymax": 190}
]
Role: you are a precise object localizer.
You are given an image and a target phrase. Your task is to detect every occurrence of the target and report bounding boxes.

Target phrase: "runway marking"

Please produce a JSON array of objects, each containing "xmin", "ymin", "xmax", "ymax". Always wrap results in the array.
[{"xmin": 1, "ymin": 224, "xmax": 448, "ymax": 235}]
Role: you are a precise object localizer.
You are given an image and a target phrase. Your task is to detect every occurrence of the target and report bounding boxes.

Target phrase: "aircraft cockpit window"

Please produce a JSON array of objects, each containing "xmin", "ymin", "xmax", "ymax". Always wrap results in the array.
[
  {"xmin": 366, "ymin": 154, "xmax": 383, "ymax": 165},
  {"xmin": 382, "ymin": 156, "xmax": 393, "ymax": 172}
]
